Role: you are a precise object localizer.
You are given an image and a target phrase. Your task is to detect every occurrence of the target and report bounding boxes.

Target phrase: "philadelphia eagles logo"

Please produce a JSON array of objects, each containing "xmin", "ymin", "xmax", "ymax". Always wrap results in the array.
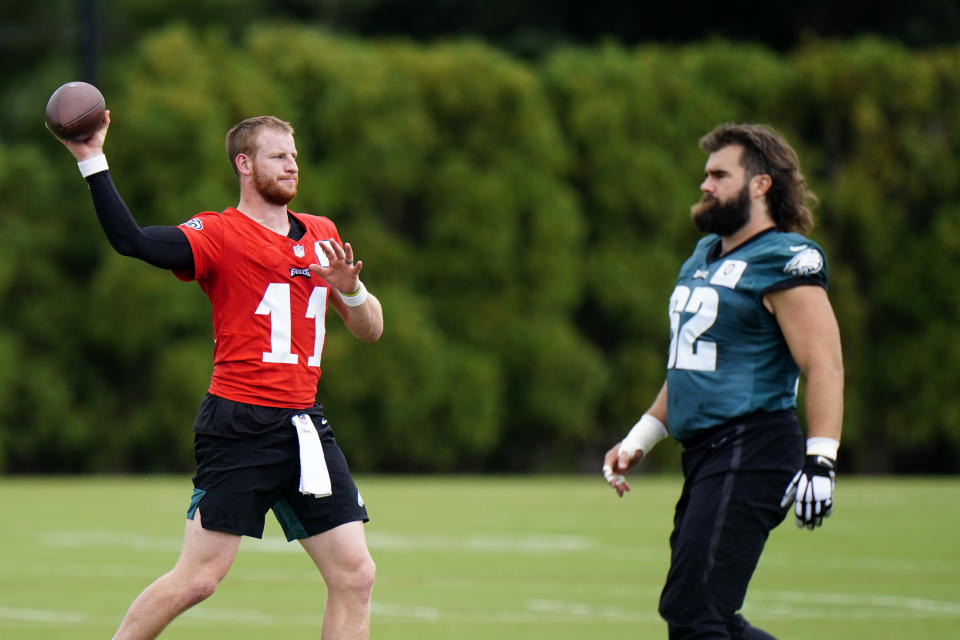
[{"xmin": 784, "ymin": 248, "xmax": 823, "ymax": 275}]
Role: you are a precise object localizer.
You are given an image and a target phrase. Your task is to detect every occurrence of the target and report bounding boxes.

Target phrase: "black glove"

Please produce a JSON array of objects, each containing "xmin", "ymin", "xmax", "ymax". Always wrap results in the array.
[{"xmin": 780, "ymin": 454, "xmax": 836, "ymax": 529}]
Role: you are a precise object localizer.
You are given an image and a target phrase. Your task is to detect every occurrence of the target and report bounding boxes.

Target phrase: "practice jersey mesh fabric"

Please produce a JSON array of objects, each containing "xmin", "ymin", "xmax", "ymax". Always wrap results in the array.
[
  {"xmin": 174, "ymin": 207, "xmax": 342, "ymax": 408},
  {"xmin": 665, "ymin": 229, "xmax": 828, "ymax": 442}
]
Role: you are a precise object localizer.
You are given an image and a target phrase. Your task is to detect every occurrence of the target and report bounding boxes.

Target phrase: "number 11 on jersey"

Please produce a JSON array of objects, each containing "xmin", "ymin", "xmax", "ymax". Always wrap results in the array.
[{"xmin": 256, "ymin": 283, "xmax": 328, "ymax": 366}]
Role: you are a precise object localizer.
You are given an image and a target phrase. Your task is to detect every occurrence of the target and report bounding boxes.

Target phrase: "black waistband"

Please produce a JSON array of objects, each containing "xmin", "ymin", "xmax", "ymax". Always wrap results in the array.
[{"xmin": 679, "ymin": 409, "xmax": 796, "ymax": 450}]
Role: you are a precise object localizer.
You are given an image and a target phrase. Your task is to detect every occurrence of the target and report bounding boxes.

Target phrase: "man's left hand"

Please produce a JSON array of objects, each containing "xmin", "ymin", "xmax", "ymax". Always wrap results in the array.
[
  {"xmin": 780, "ymin": 454, "xmax": 836, "ymax": 529},
  {"xmin": 310, "ymin": 240, "xmax": 362, "ymax": 293}
]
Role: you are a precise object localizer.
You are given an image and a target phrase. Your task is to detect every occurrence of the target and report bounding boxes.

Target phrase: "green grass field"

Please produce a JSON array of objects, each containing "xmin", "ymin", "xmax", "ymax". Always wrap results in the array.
[{"xmin": 1, "ymin": 475, "xmax": 958, "ymax": 639}]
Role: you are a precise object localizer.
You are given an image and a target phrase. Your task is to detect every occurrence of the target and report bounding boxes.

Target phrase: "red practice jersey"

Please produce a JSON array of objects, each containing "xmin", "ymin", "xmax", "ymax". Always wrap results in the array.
[{"xmin": 175, "ymin": 207, "xmax": 342, "ymax": 408}]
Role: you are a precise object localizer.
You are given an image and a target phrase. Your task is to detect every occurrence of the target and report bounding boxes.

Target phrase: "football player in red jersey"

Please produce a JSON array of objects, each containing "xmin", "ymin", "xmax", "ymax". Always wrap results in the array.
[{"xmin": 54, "ymin": 113, "xmax": 383, "ymax": 640}]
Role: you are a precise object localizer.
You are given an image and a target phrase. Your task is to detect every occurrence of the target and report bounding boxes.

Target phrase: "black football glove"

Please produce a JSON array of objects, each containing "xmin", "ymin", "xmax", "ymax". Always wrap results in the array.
[{"xmin": 780, "ymin": 454, "xmax": 836, "ymax": 529}]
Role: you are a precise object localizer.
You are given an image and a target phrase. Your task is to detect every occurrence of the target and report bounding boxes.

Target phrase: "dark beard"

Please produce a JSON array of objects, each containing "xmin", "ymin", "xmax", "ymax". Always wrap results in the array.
[
  {"xmin": 252, "ymin": 167, "xmax": 297, "ymax": 206},
  {"xmin": 691, "ymin": 185, "xmax": 750, "ymax": 236}
]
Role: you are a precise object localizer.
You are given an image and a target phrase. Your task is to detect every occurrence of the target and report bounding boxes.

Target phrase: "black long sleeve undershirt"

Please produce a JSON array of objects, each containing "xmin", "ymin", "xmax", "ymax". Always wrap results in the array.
[
  {"xmin": 84, "ymin": 170, "xmax": 307, "ymax": 271},
  {"xmin": 85, "ymin": 170, "xmax": 195, "ymax": 271}
]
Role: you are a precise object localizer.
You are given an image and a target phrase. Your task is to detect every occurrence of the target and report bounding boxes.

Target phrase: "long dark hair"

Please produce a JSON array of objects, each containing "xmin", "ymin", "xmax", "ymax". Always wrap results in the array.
[{"xmin": 699, "ymin": 123, "xmax": 817, "ymax": 234}]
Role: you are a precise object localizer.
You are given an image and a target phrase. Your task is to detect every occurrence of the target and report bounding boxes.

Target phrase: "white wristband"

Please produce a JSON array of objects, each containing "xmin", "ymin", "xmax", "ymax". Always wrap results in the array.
[
  {"xmin": 78, "ymin": 154, "xmax": 109, "ymax": 178},
  {"xmin": 806, "ymin": 437, "xmax": 839, "ymax": 459},
  {"xmin": 619, "ymin": 414, "xmax": 669, "ymax": 458},
  {"xmin": 339, "ymin": 281, "xmax": 369, "ymax": 307}
]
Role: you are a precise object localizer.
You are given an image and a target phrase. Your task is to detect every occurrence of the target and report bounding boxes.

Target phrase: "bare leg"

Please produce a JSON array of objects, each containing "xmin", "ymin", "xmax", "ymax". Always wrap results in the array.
[
  {"xmin": 300, "ymin": 521, "xmax": 376, "ymax": 640},
  {"xmin": 113, "ymin": 510, "xmax": 241, "ymax": 640}
]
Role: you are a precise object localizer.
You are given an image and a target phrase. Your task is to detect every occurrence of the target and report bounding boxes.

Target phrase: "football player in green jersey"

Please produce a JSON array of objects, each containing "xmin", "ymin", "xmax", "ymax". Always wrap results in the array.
[{"xmin": 603, "ymin": 123, "xmax": 843, "ymax": 639}]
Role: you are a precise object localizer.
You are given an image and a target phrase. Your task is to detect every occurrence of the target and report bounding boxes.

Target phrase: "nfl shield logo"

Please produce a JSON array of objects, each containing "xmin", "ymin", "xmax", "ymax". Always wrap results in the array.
[{"xmin": 293, "ymin": 244, "xmax": 305, "ymax": 258}]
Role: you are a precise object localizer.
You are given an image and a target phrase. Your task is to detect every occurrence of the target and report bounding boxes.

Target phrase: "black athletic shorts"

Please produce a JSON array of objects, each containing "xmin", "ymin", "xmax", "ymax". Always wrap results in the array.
[{"xmin": 187, "ymin": 393, "xmax": 369, "ymax": 541}]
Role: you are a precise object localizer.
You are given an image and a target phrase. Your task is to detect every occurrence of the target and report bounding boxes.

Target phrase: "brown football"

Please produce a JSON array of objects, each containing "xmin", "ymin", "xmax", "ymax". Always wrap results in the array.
[{"xmin": 45, "ymin": 81, "xmax": 106, "ymax": 141}]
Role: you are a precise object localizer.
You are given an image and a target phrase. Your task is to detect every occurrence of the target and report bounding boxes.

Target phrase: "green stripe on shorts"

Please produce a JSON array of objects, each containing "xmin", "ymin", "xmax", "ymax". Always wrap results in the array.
[
  {"xmin": 272, "ymin": 497, "xmax": 310, "ymax": 541},
  {"xmin": 187, "ymin": 488, "xmax": 206, "ymax": 520}
]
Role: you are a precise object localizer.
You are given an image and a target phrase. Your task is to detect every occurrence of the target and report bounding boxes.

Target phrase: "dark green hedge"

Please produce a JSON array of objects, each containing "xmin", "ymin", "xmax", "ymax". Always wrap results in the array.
[{"xmin": 1, "ymin": 28, "xmax": 958, "ymax": 473}]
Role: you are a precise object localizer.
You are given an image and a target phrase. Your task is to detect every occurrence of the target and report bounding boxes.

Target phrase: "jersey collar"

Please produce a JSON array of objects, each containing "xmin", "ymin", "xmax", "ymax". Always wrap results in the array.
[{"xmin": 707, "ymin": 227, "xmax": 778, "ymax": 263}]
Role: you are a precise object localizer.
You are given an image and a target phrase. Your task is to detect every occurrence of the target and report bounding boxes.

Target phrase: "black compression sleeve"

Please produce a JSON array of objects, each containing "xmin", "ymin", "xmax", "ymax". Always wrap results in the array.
[{"xmin": 85, "ymin": 171, "xmax": 195, "ymax": 271}]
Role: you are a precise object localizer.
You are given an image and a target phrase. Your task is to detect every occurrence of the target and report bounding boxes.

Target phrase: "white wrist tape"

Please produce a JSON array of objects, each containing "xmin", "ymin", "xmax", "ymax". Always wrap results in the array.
[
  {"xmin": 339, "ymin": 281, "xmax": 369, "ymax": 307},
  {"xmin": 602, "ymin": 464, "xmax": 624, "ymax": 484},
  {"xmin": 78, "ymin": 154, "xmax": 109, "ymax": 178},
  {"xmin": 619, "ymin": 414, "xmax": 669, "ymax": 458},
  {"xmin": 806, "ymin": 437, "xmax": 839, "ymax": 459}
]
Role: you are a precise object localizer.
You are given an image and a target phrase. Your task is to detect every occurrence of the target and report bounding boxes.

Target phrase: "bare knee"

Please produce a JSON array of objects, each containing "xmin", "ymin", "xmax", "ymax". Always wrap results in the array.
[
  {"xmin": 327, "ymin": 555, "xmax": 376, "ymax": 601},
  {"xmin": 350, "ymin": 555, "xmax": 376, "ymax": 600},
  {"xmin": 183, "ymin": 574, "xmax": 220, "ymax": 607},
  {"xmin": 163, "ymin": 567, "xmax": 222, "ymax": 609},
  {"xmin": 360, "ymin": 556, "xmax": 376, "ymax": 594},
  {"xmin": 172, "ymin": 511, "xmax": 240, "ymax": 607}
]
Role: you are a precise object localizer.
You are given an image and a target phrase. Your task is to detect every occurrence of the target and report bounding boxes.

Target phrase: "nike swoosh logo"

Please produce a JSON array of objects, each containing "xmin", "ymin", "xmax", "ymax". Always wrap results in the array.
[
  {"xmin": 815, "ymin": 455, "xmax": 835, "ymax": 470},
  {"xmin": 790, "ymin": 244, "xmax": 808, "ymax": 252}
]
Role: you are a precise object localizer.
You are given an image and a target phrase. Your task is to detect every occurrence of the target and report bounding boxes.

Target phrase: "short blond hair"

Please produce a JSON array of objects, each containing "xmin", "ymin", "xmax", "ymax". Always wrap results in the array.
[{"xmin": 225, "ymin": 116, "xmax": 295, "ymax": 176}]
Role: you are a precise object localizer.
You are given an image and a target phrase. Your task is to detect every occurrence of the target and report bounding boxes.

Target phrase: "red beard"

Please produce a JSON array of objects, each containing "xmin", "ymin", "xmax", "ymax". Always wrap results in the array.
[{"xmin": 252, "ymin": 166, "xmax": 298, "ymax": 206}]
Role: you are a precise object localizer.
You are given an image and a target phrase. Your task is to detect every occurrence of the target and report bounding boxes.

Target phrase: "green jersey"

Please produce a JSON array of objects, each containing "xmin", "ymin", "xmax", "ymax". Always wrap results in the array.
[{"xmin": 665, "ymin": 229, "xmax": 828, "ymax": 442}]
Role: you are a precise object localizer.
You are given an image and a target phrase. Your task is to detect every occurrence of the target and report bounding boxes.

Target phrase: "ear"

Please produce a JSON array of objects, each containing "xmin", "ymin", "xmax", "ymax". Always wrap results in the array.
[
  {"xmin": 235, "ymin": 153, "xmax": 253, "ymax": 177},
  {"xmin": 751, "ymin": 173, "xmax": 772, "ymax": 198}
]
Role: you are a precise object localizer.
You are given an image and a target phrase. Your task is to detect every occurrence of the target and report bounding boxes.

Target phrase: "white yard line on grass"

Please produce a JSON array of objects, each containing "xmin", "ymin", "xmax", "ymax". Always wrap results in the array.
[
  {"xmin": 762, "ymin": 549, "xmax": 959, "ymax": 574},
  {"xmin": 38, "ymin": 529, "xmax": 600, "ymax": 555},
  {"xmin": 365, "ymin": 532, "xmax": 597, "ymax": 553},
  {"xmin": 746, "ymin": 591, "xmax": 960, "ymax": 618},
  {"xmin": 0, "ymin": 606, "xmax": 86, "ymax": 624}
]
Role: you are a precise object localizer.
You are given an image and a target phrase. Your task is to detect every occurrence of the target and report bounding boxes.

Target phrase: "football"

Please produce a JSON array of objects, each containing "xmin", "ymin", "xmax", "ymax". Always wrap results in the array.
[{"xmin": 44, "ymin": 81, "xmax": 106, "ymax": 141}]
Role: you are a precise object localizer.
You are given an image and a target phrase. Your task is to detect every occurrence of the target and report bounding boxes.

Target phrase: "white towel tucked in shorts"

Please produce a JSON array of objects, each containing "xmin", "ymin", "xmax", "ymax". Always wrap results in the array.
[{"xmin": 291, "ymin": 414, "xmax": 332, "ymax": 498}]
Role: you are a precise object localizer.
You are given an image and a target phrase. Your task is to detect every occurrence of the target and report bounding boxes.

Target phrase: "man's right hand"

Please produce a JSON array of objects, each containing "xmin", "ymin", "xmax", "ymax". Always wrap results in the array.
[
  {"xmin": 602, "ymin": 442, "xmax": 642, "ymax": 497},
  {"xmin": 54, "ymin": 110, "xmax": 110, "ymax": 162}
]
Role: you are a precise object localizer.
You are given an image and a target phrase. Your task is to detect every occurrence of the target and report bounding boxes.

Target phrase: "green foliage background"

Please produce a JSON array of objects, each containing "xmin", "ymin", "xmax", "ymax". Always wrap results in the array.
[{"xmin": 1, "ymin": 26, "xmax": 958, "ymax": 473}]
